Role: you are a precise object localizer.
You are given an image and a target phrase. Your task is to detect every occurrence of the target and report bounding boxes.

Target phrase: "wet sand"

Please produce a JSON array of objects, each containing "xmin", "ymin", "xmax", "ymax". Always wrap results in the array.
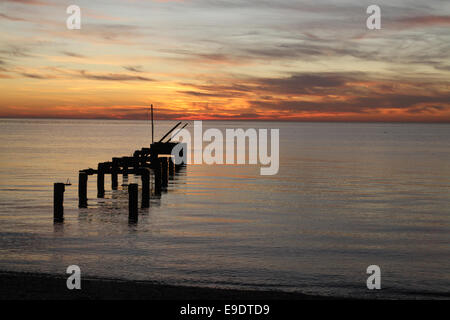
[{"xmin": 0, "ymin": 271, "xmax": 332, "ymax": 300}]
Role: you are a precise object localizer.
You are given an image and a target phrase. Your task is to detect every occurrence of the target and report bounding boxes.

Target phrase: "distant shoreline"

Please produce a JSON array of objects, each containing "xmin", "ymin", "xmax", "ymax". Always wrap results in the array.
[{"xmin": 0, "ymin": 271, "xmax": 333, "ymax": 300}]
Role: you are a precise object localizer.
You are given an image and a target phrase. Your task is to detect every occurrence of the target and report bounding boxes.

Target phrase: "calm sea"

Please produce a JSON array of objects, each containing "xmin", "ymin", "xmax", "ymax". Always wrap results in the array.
[{"xmin": 0, "ymin": 119, "xmax": 449, "ymax": 299}]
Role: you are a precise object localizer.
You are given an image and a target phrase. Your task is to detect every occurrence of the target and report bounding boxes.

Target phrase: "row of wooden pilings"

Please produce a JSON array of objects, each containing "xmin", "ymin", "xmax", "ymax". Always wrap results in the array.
[{"xmin": 54, "ymin": 154, "xmax": 178, "ymax": 223}]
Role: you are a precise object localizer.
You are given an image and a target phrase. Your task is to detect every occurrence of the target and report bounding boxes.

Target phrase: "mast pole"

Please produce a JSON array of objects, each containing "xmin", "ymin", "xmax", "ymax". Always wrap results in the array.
[{"xmin": 151, "ymin": 104, "xmax": 154, "ymax": 144}]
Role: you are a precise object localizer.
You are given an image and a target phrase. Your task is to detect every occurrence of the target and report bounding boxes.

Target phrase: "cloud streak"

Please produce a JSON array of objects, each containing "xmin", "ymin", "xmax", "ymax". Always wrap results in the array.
[{"xmin": 79, "ymin": 70, "xmax": 154, "ymax": 81}]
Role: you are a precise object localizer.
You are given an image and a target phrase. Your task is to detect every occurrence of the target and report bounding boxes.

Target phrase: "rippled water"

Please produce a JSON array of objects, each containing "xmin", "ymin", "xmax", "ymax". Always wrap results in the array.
[{"xmin": 0, "ymin": 119, "xmax": 449, "ymax": 299}]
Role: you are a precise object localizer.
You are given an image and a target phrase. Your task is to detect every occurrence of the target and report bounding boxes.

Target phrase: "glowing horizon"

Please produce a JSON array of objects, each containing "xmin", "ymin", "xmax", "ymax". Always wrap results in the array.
[{"xmin": 0, "ymin": 0, "xmax": 449, "ymax": 122}]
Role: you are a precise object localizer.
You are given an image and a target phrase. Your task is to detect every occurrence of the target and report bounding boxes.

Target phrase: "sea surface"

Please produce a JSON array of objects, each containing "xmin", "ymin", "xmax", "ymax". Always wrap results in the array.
[{"xmin": 0, "ymin": 119, "xmax": 449, "ymax": 299}]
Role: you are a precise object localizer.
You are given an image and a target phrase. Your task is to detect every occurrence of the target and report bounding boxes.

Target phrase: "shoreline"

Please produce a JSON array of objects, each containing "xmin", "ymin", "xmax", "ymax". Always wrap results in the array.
[{"xmin": 0, "ymin": 271, "xmax": 334, "ymax": 300}]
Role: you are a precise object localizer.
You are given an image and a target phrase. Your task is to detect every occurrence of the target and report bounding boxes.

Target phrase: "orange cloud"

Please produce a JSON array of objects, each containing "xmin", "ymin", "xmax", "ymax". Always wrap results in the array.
[{"xmin": 397, "ymin": 15, "xmax": 450, "ymax": 28}]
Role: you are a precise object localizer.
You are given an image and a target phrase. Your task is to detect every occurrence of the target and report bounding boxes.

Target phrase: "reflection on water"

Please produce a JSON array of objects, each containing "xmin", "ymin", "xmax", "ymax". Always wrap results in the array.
[{"xmin": 0, "ymin": 119, "xmax": 449, "ymax": 298}]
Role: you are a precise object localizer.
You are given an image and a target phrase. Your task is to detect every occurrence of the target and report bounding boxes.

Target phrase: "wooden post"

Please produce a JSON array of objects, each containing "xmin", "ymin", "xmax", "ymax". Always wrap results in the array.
[
  {"xmin": 128, "ymin": 183, "xmax": 138, "ymax": 222},
  {"xmin": 97, "ymin": 163, "xmax": 105, "ymax": 198},
  {"xmin": 78, "ymin": 172, "xmax": 88, "ymax": 208},
  {"xmin": 161, "ymin": 157, "xmax": 169, "ymax": 188},
  {"xmin": 54, "ymin": 183, "xmax": 65, "ymax": 222},
  {"xmin": 141, "ymin": 168, "xmax": 150, "ymax": 208},
  {"xmin": 111, "ymin": 158, "xmax": 118, "ymax": 190},
  {"xmin": 169, "ymin": 157, "xmax": 175, "ymax": 176},
  {"xmin": 154, "ymin": 162, "xmax": 162, "ymax": 196},
  {"xmin": 137, "ymin": 151, "xmax": 143, "ymax": 167},
  {"xmin": 133, "ymin": 151, "xmax": 140, "ymax": 174}
]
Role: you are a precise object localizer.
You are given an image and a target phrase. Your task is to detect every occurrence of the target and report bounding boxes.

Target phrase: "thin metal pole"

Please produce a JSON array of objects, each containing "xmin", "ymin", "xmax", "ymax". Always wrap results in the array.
[
  {"xmin": 151, "ymin": 104, "xmax": 154, "ymax": 144},
  {"xmin": 158, "ymin": 122, "xmax": 182, "ymax": 143},
  {"xmin": 167, "ymin": 123, "xmax": 188, "ymax": 142}
]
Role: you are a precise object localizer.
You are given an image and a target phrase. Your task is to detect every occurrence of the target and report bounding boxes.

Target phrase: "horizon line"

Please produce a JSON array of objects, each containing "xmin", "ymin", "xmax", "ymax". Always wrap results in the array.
[{"xmin": 1, "ymin": 116, "xmax": 449, "ymax": 124}]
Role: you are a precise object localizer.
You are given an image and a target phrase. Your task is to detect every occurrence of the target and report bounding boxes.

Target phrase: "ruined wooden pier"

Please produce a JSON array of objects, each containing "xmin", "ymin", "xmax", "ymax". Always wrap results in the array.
[
  {"xmin": 54, "ymin": 116, "xmax": 187, "ymax": 223},
  {"xmin": 76, "ymin": 141, "xmax": 185, "ymax": 222}
]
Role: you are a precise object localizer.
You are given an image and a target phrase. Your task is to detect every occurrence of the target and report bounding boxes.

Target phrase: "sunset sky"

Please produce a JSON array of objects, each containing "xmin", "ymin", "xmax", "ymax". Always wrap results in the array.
[{"xmin": 0, "ymin": 0, "xmax": 449, "ymax": 121}]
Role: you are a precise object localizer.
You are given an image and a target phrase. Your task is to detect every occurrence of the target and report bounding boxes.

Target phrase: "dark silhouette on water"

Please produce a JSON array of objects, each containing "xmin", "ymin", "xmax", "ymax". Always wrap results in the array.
[
  {"xmin": 128, "ymin": 183, "xmax": 138, "ymax": 223},
  {"xmin": 53, "ymin": 183, "xmax": 65, "ymax": 222},
  {"xmin": 54, "ymin": 106, "xmax": 187, "ymax": 223},
  {"xmin": 78, "ymin": 172, "xmax": 87, "ymax": 208},
  {"xmin": 78, "ymin": 125, "xmax": 187, "ymax": 211}
]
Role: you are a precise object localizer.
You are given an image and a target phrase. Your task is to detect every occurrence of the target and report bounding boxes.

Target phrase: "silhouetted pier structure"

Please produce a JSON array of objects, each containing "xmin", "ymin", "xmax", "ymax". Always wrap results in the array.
[
  {"xmin": 79, "ymin": 143, "xmax": 181, "ymax": 195},
  {"xmin": 54, "ymin": 113, "xmax": 187, "ymax": 223}
]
